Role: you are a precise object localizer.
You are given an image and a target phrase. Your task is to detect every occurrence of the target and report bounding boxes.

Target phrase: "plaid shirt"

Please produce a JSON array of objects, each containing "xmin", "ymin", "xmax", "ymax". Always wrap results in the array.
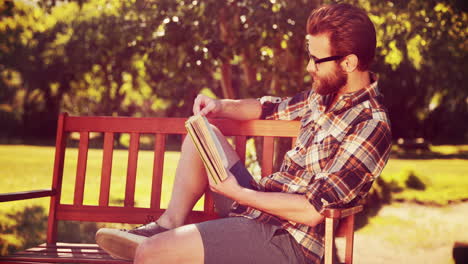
[{"xmin": 230, "ymin": 75, "xmax": 392, "ymax": 263}]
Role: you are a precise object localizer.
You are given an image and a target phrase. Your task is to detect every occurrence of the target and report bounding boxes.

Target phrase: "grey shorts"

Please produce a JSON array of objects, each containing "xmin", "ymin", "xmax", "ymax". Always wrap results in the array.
[{"xmin": 195, "ymin": 161, "xmax": 308, "ymax": 264}]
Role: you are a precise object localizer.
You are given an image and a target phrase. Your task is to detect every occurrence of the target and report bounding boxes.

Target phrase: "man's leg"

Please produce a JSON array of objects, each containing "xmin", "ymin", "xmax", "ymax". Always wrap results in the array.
[
  {"xmin": 134, "ymin": 224, "xmax": 204, "ymax": 264},
  {"xmin": 96, "ymin": 125, "xmax": 241, "ymax": 260},
  {"xmin": 157, "ymin": 124, "xmax": 240, "ymax": 228},
  {"xmin": 134, "ymin": 126, "xmax": 243, "ymax": 264},
  {"xmin": 155, "ymin": 135, "xmax": 209, "ymax": 229},
  {"xmin": 135, "ymin": 217, "xmax": 308, "ymax": 264}
]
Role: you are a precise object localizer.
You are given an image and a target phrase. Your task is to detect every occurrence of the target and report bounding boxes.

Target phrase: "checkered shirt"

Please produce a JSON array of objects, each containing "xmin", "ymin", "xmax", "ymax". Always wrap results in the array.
[{"xmin": 230, "ymin": 75, "xmax": 392, "ymax": 263}]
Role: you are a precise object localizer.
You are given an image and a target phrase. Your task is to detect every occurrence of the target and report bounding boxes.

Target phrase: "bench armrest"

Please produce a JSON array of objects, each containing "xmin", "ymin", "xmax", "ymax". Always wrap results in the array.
[
  {"xmin": 0, "ymin": 189, "xmax": 56, "ymax": 202},
  {"xmin": 322, "ymin": 205, "xmax": 363, "ymax": 219}
]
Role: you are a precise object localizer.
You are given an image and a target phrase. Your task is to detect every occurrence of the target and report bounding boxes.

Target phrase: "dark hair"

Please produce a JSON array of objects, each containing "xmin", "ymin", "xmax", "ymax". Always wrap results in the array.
[{"xmin": 307, "ymin": 3, "xmax": 376, "ymax": 71}]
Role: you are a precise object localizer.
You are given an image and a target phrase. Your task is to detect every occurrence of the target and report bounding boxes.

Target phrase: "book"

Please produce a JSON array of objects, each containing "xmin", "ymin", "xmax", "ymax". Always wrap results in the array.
[{"xmin": 185, "ymin": 115, "xmax": 229, "ymax": 184}]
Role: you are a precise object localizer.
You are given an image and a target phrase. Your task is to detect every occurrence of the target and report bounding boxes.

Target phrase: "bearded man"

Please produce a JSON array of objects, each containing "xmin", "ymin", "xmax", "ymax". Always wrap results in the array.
[{"xmin": 96, "ymin": 3, "xmax": 392, "ymax": 264}]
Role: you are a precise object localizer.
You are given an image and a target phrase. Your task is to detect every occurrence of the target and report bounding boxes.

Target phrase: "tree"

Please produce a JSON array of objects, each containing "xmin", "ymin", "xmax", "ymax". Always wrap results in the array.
[
  {"xmin": 0, "ymin": 0, "xmax": 466, "ymax": 143},
  {"xmin": 356, "ymin": 0, "xmax": 467, "ymax": 142}
]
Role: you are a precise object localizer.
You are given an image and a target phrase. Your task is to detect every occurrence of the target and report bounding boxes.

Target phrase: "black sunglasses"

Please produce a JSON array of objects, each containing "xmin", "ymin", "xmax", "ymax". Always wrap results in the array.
[
  {"xmin": 310, "ymin": 55, "xmax": 345, "ymax": 64},
  {"xmin": 307, "ymin": 53, "xmax": 346, "ymax": 71}
]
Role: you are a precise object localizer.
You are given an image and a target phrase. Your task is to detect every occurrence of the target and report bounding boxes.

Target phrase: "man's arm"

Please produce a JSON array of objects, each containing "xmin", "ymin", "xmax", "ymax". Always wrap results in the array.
[
  {"xmin": 209, "ymin": 175, "xmax": 323, "ymax": 226},
  {"xmin": 210, "ymin": 119, "xmax": 392, "ymax": 227},
  {"xmin": 237, "ymin": 186, "xmax": 324, "ymax": 227},
  {"xmin": 193, "ymin": 94, "xmax": 262, "ymax": 120}
]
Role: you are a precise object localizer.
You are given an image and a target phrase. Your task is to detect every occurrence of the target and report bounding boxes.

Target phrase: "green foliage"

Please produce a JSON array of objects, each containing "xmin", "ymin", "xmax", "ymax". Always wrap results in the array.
[
  {"xmin": 0, "ymin": 206, "xmax": 47, "ymax": 255},
  {"xmin": 0, "ymin": 0, "xmax": 467, "ymax": 143},
  {"xmin": 361, "ymin": 0, "xmax": 468, "ymax": 142}
]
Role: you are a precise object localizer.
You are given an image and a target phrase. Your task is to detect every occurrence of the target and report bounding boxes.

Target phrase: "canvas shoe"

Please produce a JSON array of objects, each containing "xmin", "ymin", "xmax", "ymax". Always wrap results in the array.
[
  {"xmin": 96, "ymin": 221, "xmax": 169, "ymax": 260},
  {"xmin": 126, "ymin": 221, "xmax": 169, "ymax": 237}
]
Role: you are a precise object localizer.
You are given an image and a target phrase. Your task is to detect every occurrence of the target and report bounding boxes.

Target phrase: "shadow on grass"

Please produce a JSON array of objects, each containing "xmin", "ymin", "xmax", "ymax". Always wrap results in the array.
[
  {"xmin": 355, "ymin": 170, "xmax": 431, "ymax": 230},
  {"xmin": 0, "ymin": 206, "xmax": 99, "ymax": 256},
  {"xmin": 355, "ymin": 177, "xmax": 403, "ymax": 230}
]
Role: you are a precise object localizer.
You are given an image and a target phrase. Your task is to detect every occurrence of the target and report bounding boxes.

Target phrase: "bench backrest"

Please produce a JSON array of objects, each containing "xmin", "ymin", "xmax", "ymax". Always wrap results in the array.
[{"xmin": 47, "ymin": 113, "xmax": 300, "ymax": 243}]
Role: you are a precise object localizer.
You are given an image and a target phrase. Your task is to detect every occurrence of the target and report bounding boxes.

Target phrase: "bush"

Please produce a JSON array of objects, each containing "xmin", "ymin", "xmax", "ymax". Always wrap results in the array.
[
  {"xmin": 0, "ymin": 206, "xmax": 47, "ymax": 255},
  {"xmin": 0, "ymin": 206, "xmax": 99, "ymax": 256},
  {"xmin": 0, "ymin": 109, "xmax": 21, "ymax": 143},
  {"xmin": 405, "ymin": 172, "xmax": 426, "ymax": 190}
]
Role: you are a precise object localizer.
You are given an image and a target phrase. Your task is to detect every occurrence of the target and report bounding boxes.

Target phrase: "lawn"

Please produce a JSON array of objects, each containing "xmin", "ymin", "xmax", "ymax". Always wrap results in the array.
[
  {"xmin": 1, "ymin": 144, "xmax": 468, "ymax": 260},
  {"xmin": 0, "ymin": 145, "xmax": 205, "ymax": 214},
  {"xmin": 2, "ymin": 144, "xmax": 467, "ymax": 212},
  {"xmin": 380, "ymin": 158, "xmax": 468, "ymax": 205}
]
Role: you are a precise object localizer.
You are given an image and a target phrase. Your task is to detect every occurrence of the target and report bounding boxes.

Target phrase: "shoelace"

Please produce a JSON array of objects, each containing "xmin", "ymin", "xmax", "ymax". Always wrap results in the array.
[
  {"xmin": 120, "ymin": 215, "xmax": 157, "ymax": 231},
  {"xmin": 145, "ymin": 215, "xmax": 157, "ymax": 224}
]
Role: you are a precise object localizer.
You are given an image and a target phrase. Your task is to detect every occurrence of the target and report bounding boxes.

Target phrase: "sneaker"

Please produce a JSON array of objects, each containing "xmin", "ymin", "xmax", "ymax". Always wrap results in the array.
[
  {"xmin": 96, "ymin": 228, "xmax": 146, "ymax": 260},
  {"xmin": 127, "ymin": 221, "xmax": 169, "ymax": 237},
  {"xmin": 96, "ymin": 221, "xmax": 169, "ymax": 260}
]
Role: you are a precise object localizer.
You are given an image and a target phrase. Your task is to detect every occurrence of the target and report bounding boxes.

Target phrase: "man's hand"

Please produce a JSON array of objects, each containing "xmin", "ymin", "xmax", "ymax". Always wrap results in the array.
[
  {"xmin": 193, "ymin": 94, "xmax": 222, "ymax": 117},
  {"xmin": 207, "ymin": 171, "xmax": 243, "ymax": 201}
]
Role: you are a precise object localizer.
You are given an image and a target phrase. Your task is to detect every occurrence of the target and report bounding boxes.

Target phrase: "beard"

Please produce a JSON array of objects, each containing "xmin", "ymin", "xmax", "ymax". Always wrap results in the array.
[{"xmin": 312, "ymin": 67, "xmax": 348, "ymax": 95}]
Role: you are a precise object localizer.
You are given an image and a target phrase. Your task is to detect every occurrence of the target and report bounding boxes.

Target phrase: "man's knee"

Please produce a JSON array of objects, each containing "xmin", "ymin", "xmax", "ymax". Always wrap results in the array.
[
  {"xmin": 134, "ymin": 226, "xmax": 204, "ymax": 264},
  {"xmin": 134, "ymin": 237, "xmax": 164, "ymax": 264}
]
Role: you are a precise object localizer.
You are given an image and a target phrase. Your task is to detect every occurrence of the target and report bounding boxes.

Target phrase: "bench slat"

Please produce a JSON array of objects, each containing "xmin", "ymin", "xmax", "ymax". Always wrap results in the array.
[
  {"xmin": 0, "ymin": 261, "xmax": 57, "ymax": 264},
  {"xmin": 203, "ymin": 192, "xmax": 216, "ymax": 215},
  {"xmin": 0, "ymin": 189, "xmax": 55, "ymax": 202},
  {"xmin": 151, "ymin": 133, "xmax": 165, "ymax": 209},
  {"xmin": 0, "ymin": 243, "xmax": 130, "ymax": 264},
  {"xmin": 47, "ymin": 113, "xmax": 68, "ymax": 244},
  {"xmin": 99, "ymin": 132, "xmax": 114, "ymax": 206},
  {"xmin": 18, "ymin": 249, "xmax": 107, "ymax": 255},
  {"xmin": 2, "ymin": 256, "xmax": 127, "ymax": 264},
  {"xmin": 74, "ymin": 132, "xmax": 89, "ymax": 206},
  {"xmin": 235, "ymin": 136, "xmax": 247, "ymax": 163},
  {"xmin": 55, "ymin": 204, "xmax": 217, "ymax": 224},
  {"xmin": 261, "ymin": 136, "xmax": 274, "ymax": 177},
  {"xmin": 124, "ymin": 133, "xmax": 139, "ymax": 207},
  {"xmin": 64, "ymin": 116, "xmax": 301, "ymax": 137}
]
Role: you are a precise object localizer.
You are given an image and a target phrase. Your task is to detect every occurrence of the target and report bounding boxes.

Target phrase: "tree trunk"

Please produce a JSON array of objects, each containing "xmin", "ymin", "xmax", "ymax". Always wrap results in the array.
[
  {"xmin": 241, "ymin": 49, "xmax": 257, "ymax": 94},
  {"xmin": 220, "ymin": 61, "xmax": 235, "ymax": 99},
  {"xmin": 217, "ymin": 6, "xmax": 238, "ymax": 99}
]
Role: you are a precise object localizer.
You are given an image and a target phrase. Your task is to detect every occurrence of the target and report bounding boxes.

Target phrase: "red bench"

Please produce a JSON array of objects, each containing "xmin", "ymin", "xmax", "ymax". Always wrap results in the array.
[{"xmin": 0, "ymin": 113, "xmax": 362, "ymax": 264}]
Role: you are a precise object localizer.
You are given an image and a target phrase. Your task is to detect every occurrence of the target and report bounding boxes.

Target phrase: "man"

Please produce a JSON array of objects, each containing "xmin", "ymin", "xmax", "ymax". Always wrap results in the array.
[{"xmin": 96, "ymin": 3, "xmax": 392, "ymax": 264}]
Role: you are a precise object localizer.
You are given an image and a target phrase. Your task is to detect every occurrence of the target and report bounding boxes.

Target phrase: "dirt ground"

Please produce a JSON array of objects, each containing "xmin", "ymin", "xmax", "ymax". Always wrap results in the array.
[{"xmin": 335, "ymin": 202, "xmax": 468, "ymax": 264}]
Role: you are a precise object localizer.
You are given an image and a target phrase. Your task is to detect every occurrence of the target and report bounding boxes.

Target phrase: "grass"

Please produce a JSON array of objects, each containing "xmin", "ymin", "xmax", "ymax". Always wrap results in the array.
[
  {"xmin": 0, "ymin": 145, "xmax": 204, "ymax": 214},
  {"xmin": 2, "ymin": 145, "xmax": 467, "ymax": 211},
  {"xmin": 431, "ymin": 144, "xmax": 468, "ymax": 155},
  {"xmin": 380, "ymin": 158, "xmax": 468, "ymax": 205},
  {"xmin": 1, "ymin": 144, "xmax": 468, "ymax": 260},
  {"xmin": 355, "ymin": 202, "xmax": 468, "ymax": 264}
]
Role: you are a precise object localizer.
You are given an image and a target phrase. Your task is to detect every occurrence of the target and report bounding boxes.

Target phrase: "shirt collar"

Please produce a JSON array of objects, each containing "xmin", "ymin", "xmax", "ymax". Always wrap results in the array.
[{"xmin": 308, "ymin": 73, "xmax": 381, "ymax": 114}]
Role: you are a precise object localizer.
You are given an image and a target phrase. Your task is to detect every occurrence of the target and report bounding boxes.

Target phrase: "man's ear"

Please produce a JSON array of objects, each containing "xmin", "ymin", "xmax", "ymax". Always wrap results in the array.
[{"xmin": 341, "ymin": 54, "xmax": 358, "ymax": 73}]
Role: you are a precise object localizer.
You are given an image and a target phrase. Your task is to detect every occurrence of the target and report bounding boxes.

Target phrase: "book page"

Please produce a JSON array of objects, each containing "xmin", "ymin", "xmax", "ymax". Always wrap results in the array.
[
  {"xmin": 185, "ymin": 115, "xmax": 229, "ymax": 182},
  {"xmin": 192, "ymin": 116, "xmax": 228, "ymax": 181},
  {"xmin": 185, "ymin": 120, "xmax": 220, "ymax": 184}
]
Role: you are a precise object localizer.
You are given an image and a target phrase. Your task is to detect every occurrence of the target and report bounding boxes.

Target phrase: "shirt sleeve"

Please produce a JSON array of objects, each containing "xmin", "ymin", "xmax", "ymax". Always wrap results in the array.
[
  {"xmin": 305, "ymin": 119, "xmax": 392, "ymax": 214},
  {"xmin": 258, "ymin": 91, "xmax": 310, "ymax": 120}
]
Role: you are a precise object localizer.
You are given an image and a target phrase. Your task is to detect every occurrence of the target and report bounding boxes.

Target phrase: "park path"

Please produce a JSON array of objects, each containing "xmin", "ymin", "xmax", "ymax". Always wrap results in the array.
[{"xmin": 336, "ymin": 202, "xmax": 468, "ymax": 264}]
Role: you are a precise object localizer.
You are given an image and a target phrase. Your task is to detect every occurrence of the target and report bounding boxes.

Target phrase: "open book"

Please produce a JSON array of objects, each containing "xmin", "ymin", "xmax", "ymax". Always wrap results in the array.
[{"xmin": 185, "ymin": 115, "xmax": 229, "ymax": 184}]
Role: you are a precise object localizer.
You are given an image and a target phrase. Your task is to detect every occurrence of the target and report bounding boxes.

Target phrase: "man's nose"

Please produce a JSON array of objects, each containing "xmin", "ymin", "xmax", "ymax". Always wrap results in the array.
[{"xmin": 306, "ymin": 60, "xmax": 316, "ymax": 74}]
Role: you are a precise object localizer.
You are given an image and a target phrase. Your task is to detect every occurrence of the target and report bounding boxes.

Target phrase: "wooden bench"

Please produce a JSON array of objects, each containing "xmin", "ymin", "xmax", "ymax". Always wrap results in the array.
[{"xmin": 0, "ymin": 113, "xmax": 362, "ymax": 264}]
